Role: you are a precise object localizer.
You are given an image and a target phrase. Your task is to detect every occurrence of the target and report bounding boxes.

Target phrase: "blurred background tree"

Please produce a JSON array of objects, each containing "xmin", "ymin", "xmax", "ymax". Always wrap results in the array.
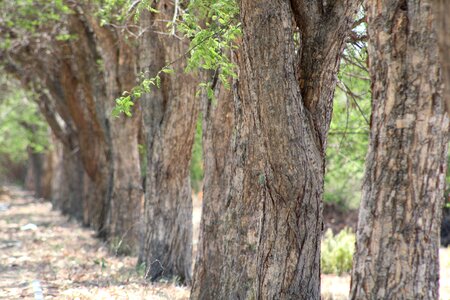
[{"xmin": 0, "ymin": 73, "xmax": 49, "ymax": 185}]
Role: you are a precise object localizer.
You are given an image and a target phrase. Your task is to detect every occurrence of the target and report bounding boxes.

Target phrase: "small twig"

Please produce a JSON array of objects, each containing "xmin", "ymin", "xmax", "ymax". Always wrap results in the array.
[
  {"xmin": 171, "ymin": 0, "xmax": 179, "ymax": 36},
  {"xmin": 337, "ymin": 80, "xmax": 370, "ymax": 125}
]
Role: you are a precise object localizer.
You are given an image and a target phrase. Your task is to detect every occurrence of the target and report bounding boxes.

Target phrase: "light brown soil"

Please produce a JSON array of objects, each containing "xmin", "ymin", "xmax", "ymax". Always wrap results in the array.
[
  {"xmin": 1, "ymin": 186, "xmax": 449, "ymax": 299},
  {"xmin": 0, "ymin": 186, "xmax": 189, "ymax": 299}
]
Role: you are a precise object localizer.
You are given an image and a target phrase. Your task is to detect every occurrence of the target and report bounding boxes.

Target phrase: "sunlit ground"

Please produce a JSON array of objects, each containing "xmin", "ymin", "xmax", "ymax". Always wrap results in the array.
[
  {"xmin": 321, "ymin": 247, "xmax": 450, "ymax": 300},
  {"xmin": 1, "ymin": 186, "xmax": 449, "ymax": 299}
]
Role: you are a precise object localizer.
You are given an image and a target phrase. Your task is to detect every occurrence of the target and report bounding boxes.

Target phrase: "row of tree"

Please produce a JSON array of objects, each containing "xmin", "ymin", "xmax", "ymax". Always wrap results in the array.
[{"xmin": 0, "ymin": 0, "xmax": 448, "ymax": 299}]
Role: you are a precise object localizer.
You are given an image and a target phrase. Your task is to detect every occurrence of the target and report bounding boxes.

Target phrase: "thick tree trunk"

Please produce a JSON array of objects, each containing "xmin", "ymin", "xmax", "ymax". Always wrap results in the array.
[
  {"xmin": 138, "ymin": 3, "xmax": 197, "ymax": 283},
  {"xmin": 83, "ymin": 11, "xmax": 143, "ymax": 253},
  {"xmin": 191, "ymin": 1, "xmax": 357, "ymax": 298},
  {"xmin": 106, "ymin": 117, "xmax": 143, "ymax": 253},
  {"xmin": 58, "ymin": 49, "xmax": 111, "ymax": 233},
  {"xmin": 104, "ymin": 54, "xmax": 142, "ymax": 254},
  {"xmin": 350, "ymin": 1, "xmax": 449, "ymax": 299}
]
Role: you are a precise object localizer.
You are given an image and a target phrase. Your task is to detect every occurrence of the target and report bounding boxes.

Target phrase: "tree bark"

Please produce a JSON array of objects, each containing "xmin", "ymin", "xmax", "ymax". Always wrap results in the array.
[
  {"xmin": 190, "ymin": 77, "xmax": 235, "ymax": 299},
  {"xmin": 81, "ymin": 9, "xmax": 143, "ymax": 253},
  {"xmin": 58, "ymin": 41, "xmax": 111, "ymax": 233},
  {"xmin": 350, "ymin": 1, "xmax": 449, "ymax": 299},
  {"xmin": 50, "ymin": 140, "xmax": 85, "ymax": 220},
  {"xmin": 138, "ymin": 3, "xmax": 198, "ymax": 283},
  {"xmin": 191, "ymin": 1, "xmax": 358, "ymax": 298},
  {"xmin": 432, "ymin": 0, "xmax": 450, "ymax": 115}
]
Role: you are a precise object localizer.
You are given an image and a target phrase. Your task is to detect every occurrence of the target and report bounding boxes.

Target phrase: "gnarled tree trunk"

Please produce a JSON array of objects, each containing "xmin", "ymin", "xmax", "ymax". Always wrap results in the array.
[
  {"xmin": 350, "ymin": 1, "xmax": 449, "ymax": 299},
  {"xmin": 138, "ymin": 3, "xmax": 198, "ymax": 283},
  {"xmin": 191, "ymin": 1, "xmax": 358, "ymax": 298},
  {"xmin": 82, "ymin": 9, "xmax": 143, "ymax": 253}
]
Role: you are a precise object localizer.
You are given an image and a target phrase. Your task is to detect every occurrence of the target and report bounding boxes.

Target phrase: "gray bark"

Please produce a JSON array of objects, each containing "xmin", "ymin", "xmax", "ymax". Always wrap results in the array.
[
  {"xmin": 138, "ymin": 2, "xmax": 198, "ymax": 283},
  {"xmin": 191, "ymin": 1, "xmax": 358, "ymax": 298},
  {"xmin": 83, "ymin": 9, "xmax": 143, "ymax": 253},
  {"xmin": 350, "ymin": 1, "xmax": 449, "ymax": 299}
]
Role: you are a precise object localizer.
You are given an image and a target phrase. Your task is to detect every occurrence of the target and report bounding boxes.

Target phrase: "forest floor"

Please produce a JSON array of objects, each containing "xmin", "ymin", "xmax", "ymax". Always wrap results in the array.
[{"xmin": 0, "ymin": 186, "xmax": 449, "ymax": 299}]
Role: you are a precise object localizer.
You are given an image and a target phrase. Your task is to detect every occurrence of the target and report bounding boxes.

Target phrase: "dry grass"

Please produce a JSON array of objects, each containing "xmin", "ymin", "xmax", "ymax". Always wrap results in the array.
[{"xmin": 1, "ymin": 186, "xmax": 449, "ymax": 299}]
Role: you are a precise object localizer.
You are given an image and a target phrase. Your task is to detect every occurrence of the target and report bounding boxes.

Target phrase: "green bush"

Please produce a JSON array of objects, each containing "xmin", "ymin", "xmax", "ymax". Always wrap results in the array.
[{"xmin": 321, "ymin": 228, "xmax": 355, "ymax": 275}]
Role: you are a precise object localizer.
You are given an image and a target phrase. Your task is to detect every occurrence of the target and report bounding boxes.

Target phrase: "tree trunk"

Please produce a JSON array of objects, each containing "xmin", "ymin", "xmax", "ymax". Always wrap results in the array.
[
  {"xmin": 190, "ymin": 77, "xmax": 235, "ymax": 299},
  {"xmin": 191, "ymin": 1, "xmax": 357, "ymax": 298},
  {"xmin": 1, "ymin": 4, "xmax": 113, "ymax": 232},
  {"xmin": 40, "ymin": 144, "xmax": 54, "ymax": 200},
  {"xmin": 25, "ymin": 147, "xmax": 44, "ymax": 197},
  {"xmin": 138, "ymin": 3, "xmax": 198, "ymax": 283},
  {"xmin": 51, "ymin": 140, "xmax": 85, "ymax": 220},
  {"xmin": 58, "ymin": 45, "xmax": 111, "ymax": 233},
  {"xmin": 432, "ymin": 0, "xmax": 450, "ymax": 115},
  {"xmin": 350, "ymin": 1, "xmax": 449, "ymax": 299},
  {"xmin": 82, "ymin": 9, "xmax": 143, "ymax": 253}
]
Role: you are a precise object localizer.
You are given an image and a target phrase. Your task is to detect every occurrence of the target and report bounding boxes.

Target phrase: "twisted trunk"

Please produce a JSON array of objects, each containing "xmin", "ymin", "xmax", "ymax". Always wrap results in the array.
[
  {"xmin": 350, "ymin": 1, "xmax": 449, "ymax": 299},
  {"xmin": 191, "ymin": 1, "xmax": 357, "ymax": 298},
  {"xmin": 138, "ymin": 3, "xmax": 198, "ymax": 283},
  {"xmin": 84, "ymin": 12, "xmax": 143, "ymax": 252}
]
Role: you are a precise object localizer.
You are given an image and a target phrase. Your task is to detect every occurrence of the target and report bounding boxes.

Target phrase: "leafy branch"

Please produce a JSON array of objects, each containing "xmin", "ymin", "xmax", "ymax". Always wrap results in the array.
[{"xmin": 113, "ymin": 0, "xmax": 240, "ymax": 117}]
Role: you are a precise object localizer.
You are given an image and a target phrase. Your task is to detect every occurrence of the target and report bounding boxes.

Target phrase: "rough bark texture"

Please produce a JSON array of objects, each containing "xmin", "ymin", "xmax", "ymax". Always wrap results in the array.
[
  {"xmin": 432, "ymin": 0, "xmax": 450, "ymax": 115},
  {"xmin": 350, "ymin": 1, "xmax": 449, "ymax": 299},
  {"xmin": 190, "ymin": 80, "xmax": 234, "ymax": 299},
  {"xmin": 49, "ymin": 7, "xmax": 143, "ymax": 247},
  {"xmin": 83, "ymin": 10, "xmax": 143, "ymax": 252},
  {"xmin": 191, "ymin": 1, "xmax": 358, "ymax": 298},
  {"xmin": 138, "ymin": 3, "xmax": 197, "ymax": 283}
]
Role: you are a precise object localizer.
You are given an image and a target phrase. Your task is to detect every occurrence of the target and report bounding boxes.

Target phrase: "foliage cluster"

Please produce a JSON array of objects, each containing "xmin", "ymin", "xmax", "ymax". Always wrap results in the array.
[
  {"xmin": 113, "ymin": 0, "xmax": 240, "ymax": 116},
  {"xmin": 321, "ymin": 228, "xmax": 356, "ymax": 275},
  {"xmin": 0, "ymin": 0, "xmax": 71, "ymax": 49},
  {"xmin": 179, "ymin": 0, "xmax": 240, "ymax": 87}
]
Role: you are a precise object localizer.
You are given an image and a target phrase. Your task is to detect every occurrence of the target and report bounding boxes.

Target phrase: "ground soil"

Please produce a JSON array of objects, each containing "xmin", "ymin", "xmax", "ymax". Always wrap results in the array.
[
  {"xmin": 1, "ymin": 186, "xmax": 449, "ymax": 299},
  {"xmin": 0, "ymin": 187, "xmax": 189, "ymax": 299}
]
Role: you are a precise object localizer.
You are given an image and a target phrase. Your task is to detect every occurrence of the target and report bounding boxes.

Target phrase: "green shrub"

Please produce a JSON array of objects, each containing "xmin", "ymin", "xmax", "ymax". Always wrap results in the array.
[{"xmin": 321, "ymin": 228, "xmax": 355, "ymax": 275}]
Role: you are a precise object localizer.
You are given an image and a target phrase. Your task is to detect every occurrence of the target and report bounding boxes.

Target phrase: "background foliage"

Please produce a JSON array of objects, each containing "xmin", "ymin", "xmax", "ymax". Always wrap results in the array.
[
  {"xmin": 321, "ymin": 228, "xmax": 356, "ymax": 275},
  {"xmin": 325, "ymin": 41, "xmax": 371, "ymax": 210},
  {"xmin": 0, "ymin": 75, "xmax": 49, "ymax": 182}
]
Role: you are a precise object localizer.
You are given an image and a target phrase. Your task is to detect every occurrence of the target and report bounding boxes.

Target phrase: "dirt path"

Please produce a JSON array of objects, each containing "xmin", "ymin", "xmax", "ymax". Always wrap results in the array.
[
  {"xmin": 1, "ymin": 186, "xmax": 449, "ymax": 299},
  {"xmin": 0, "ymin": 186, "xmax": 189, "ymax": 299}
]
